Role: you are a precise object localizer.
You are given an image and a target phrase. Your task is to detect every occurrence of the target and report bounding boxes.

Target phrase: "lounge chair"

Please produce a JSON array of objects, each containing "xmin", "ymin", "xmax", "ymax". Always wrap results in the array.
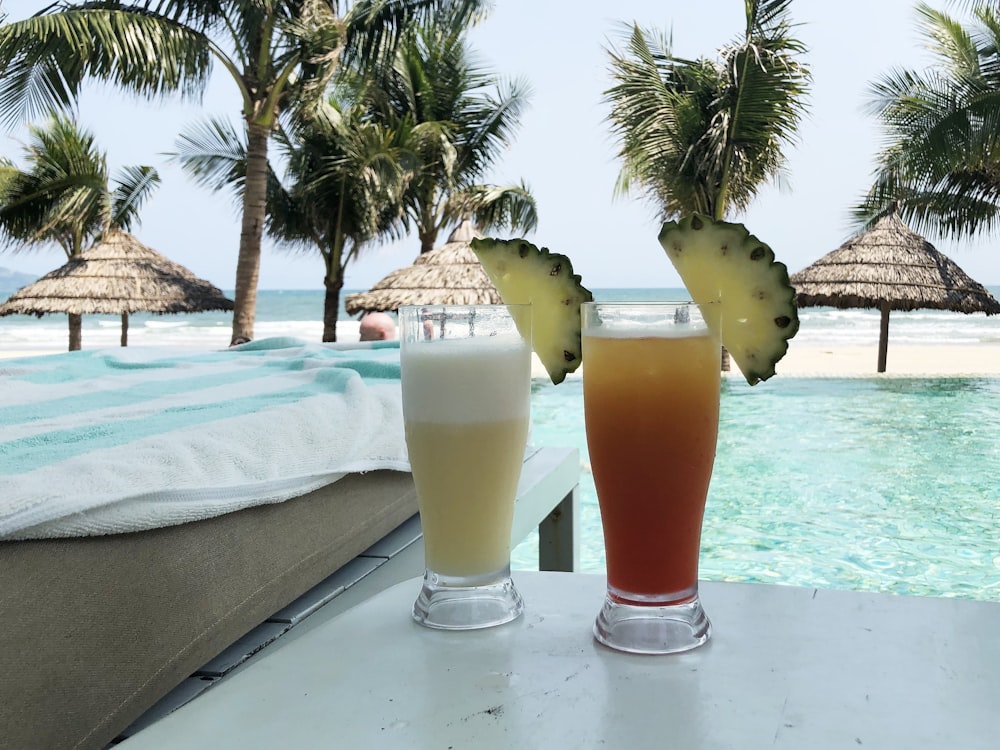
[{"xmin": 0, "ymin": 341, "xmax": 579, "ymax": 749}]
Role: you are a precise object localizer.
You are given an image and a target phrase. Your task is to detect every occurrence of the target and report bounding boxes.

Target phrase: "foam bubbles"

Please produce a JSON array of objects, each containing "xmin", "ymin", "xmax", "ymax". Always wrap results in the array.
[{"xmin": 402, "ymin": 335, "xmax": 531, "ymax": 423}]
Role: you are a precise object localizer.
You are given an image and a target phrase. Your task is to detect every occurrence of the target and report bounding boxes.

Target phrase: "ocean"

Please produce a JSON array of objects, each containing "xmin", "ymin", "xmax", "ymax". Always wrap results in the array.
[
  {"xmin": 3, "ymin": 286, "xmax": 1000, "ymax": 352},
  {"xmin": 3, "ymin": 287, "xmax": 999, "ymax": 602}
]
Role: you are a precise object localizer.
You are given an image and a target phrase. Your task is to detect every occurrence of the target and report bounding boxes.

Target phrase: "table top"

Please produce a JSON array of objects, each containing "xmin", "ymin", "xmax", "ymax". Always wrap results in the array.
[{"xmin": 122, "ymin": 572, "xmax": 1000, "ymax": 749}]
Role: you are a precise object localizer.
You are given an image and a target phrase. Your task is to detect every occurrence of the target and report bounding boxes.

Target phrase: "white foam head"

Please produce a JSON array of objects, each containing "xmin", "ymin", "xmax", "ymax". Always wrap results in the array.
[{"xmin": 402, "ymin": 335, "xmax": 530, "ymax": 423}]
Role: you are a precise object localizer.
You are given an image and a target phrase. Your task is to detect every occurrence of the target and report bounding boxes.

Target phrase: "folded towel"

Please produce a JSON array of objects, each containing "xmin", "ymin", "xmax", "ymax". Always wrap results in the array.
[{"xmin": 0, "ymin": 338, "xmax": 408, "ymax": 540}]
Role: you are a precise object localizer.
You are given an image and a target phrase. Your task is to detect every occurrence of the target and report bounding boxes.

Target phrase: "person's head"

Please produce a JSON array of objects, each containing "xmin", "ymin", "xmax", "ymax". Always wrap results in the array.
[{"xmin": 359, "ymin": 312, "xmax": 397, "ymax": 341}]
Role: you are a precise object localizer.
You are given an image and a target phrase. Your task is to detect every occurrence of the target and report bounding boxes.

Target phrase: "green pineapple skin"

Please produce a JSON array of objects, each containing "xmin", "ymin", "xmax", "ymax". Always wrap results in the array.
[
  {"xmin": 658, "ymin": 213, "xmax": 799, "ymax": 385},
  {"xmin": 470, "ymin": 237, "xmax": 594, "ymax": 385}
]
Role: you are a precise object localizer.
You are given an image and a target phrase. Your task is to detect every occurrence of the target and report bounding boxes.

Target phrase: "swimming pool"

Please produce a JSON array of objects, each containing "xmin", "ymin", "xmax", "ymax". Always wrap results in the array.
[{"xmin": 514, "ymin": 375, "xmax": 1000, "ymax": 602}]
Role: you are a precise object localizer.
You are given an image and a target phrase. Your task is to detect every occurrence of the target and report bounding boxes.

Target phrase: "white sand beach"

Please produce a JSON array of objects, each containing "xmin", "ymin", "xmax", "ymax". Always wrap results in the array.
[
  {"xmin": 772, "ymin": 342, "xmax": 1000, "ymax": 378},
  {"xmin": 541, "ymin": 342, "xmax": 1000, "ymax": 380},
  {"xmin": 5, "ymin": 340, "xmax": 1000, "ymax": 378}
]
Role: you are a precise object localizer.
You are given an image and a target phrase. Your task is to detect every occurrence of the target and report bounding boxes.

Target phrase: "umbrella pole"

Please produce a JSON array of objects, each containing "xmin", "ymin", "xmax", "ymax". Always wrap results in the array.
[
  {"xmin": 877, "ymin": 301, "xmax": 890, "ymax": 373},
  {"xmin": 121, "ymin": 312, "xmax": 129, "ymax": 347},
  {"xmin": 68, "ymin": 313, "xmax": 82, "ymax": 351}
]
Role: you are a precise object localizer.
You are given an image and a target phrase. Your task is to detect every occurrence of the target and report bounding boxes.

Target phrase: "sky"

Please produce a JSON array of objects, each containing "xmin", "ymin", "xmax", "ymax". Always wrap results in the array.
[{"xmin": 2, "ymin": 0, "xmax": 998, "ymax": 291}]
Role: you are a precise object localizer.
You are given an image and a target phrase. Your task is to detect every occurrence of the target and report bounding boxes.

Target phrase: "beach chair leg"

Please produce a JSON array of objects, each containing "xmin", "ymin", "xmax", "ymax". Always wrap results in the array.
[{"xmin": 538, "ymin": 486, "xmax": 580, "ymax": 572}]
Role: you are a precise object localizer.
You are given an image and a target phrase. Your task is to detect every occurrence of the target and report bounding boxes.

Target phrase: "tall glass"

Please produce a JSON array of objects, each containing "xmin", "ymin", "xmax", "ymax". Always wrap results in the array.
[
  {"xmin": 399, "ymin": 304, "xmax": 532, "ymax": 630},
  {"xmin": 582, "ymin": 302, "xmax": 720, "ymax": 654}
]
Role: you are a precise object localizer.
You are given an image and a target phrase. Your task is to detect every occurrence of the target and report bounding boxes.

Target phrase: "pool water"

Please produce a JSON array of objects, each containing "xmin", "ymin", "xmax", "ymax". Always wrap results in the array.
[{"xmin": 514, "ymin": 376, "xmax": 1000, "ymax": 602}]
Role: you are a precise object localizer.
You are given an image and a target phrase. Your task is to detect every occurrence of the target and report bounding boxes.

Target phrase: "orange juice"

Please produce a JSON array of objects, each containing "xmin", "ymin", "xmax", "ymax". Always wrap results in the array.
[{"xmin": 583, "ymin": 329, "xmax": 720, "ymax": 603}]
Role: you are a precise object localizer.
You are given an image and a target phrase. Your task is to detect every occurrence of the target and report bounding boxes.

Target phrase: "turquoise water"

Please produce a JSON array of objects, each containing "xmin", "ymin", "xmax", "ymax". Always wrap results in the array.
[{"xmin": 516, "ymin": 375, "xmax": 1000, "ymax": 602}]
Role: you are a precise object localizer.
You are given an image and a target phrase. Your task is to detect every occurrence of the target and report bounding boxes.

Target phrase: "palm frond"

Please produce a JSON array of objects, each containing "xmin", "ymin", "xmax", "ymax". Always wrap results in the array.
[
  {"xmin": 604, "ymin": 3, "xmax": 809, "ymax": 222},
  {"xmin": 714, "ymin": 0, "xmax": 810, "ymax": 214},
  {"xmin": 0, "ymin": 114, "xmax": 127, "ymax": 255},
  {"xmin": 861, "ymin": 1, "xmax": 1000, "ymax": 240},
  {"xmin": 0, "ymin": 4, "xmax": 212, "ymax": 127},
  {"xmin": 109, "ymin": 164, "xmax": 160, "ymax": 231},
  {"xmin": 461, "ymin": 181, "xmax": 538, "ymax": 234},
  {"xmin": 342, "ymin": 0, "xmax": 488, "ymax": 75},
  {"xmin": 169, "ymin": 117, "xmax": 248, "ymax": 195},
  {"xmin": 351, "ymin": 4, "xmax": 533, "ymax": 247},
  {"xmin": 916, "ymin": 1, "xmax": 981, "ymax": 77}
]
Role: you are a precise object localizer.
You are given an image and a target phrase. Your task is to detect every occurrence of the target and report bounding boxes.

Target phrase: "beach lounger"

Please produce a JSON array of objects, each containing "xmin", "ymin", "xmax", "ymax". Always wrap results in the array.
[
  {"xmin": 1, "ymin": 470, "xmax": 415, "ymax": 750},
  {"xmin": 0, "ymin": 340, "xmax": 580, "ymax": 750}
]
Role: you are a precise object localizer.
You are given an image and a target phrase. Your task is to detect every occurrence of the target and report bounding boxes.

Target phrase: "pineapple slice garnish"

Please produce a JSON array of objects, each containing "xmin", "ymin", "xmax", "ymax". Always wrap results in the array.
[
  {"xmin": 658, "ymin": 214, "xmax": 798, "ymax": 385},
  {"xmin": 471, "ymin": 237, "xmax": 593, "ymax": 385}
]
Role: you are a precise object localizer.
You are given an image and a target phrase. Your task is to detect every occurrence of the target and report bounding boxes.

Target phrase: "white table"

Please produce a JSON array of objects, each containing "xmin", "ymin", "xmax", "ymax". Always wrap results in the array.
[
  {"xmin": 121, "ymin": 572, "xmax": 1000, "ymax": 749},
  {"xmin": 114, "ymin": 447, "xmax": 581, "ymax": 742}
]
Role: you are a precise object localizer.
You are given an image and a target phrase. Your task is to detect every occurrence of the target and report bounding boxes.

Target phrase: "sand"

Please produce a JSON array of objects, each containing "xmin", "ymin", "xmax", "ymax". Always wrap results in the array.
[
  {"xmin": 4, "ymin": 341, "xmax": 1000, "ymax": 378},
  {"xmin": 1, "ymin": 348, "xmax": 63, "ymax": 360},
  {"xmin": 534, "ymin": 343, "xmax": 1000, "ymax": 379},
  {"xmin": 538, "ymin": 344, "xmax": 1000, "ymax": 380},
  {"xmin": 772, "ymin": 343, "xmax": 1000, "ymax": 378}
]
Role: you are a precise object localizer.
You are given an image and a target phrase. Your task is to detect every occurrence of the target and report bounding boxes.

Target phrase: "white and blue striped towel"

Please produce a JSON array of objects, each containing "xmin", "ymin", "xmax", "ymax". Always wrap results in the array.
[{"xmin": 0, "ymin": 338, "xmax": 408, "ymax": 540}]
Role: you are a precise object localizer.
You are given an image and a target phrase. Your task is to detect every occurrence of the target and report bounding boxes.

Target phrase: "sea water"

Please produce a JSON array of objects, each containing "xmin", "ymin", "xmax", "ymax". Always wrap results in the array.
[
  {"xmin": 3, "ymin": 286, "xmax": 1000, "ymax": 351},
  {"xmin": 0, "ymin": 288, "xmax": 334, "ymax": 353},
  {"xmin": 3, "ymin": 287, "xmax": 998, "ymax": 601}
]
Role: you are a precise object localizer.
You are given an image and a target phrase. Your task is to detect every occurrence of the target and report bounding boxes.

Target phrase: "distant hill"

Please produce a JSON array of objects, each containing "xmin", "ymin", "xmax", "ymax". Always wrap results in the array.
[{"xmin": 0, "ymin": 267, "xmax": 38, "ymax": 291}]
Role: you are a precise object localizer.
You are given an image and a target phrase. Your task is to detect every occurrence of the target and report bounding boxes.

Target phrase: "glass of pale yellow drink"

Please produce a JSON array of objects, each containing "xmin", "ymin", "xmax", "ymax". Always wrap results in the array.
[
  {"xmin": 583, "ymin": 301, "xmax": 720, "ymax": 654},
  {"xmin": 400, "ymin": 304, "xmax": 531, "ymax": 629}
]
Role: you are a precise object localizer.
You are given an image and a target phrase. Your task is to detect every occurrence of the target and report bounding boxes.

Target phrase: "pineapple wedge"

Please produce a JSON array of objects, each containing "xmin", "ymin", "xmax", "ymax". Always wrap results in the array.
[
  {"xmin": 470, "ymin": 237, "xmax": 593, "ymax": 385},
  {"xmin": 658, "ymin": 214, "xmax": 798, "ymax": 385}
]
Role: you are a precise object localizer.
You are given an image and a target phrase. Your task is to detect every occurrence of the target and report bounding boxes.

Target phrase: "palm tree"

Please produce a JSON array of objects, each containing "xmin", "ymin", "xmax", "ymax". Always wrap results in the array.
[
  {"xmin": 856, "ymin": 1, "xmax": 1000, "ymax": 239},
  {"xmin": 0, "ymin": 0, "xmax": 487, "ymax": 344},
  {"xmin": 362, "ymin": 8, "xmax": 538, "ymax": 254},
  {"xmin": 0, "ymin": 114, "xmax": 160, "ymax": 348},
  {"xmin": 604, "ymin": 0, "xmax": 810, "ymax": 223},
  {"xmin": 605, "ymin": 0, "xmax": 809, "ymax": 371},
  {"xmin": 272, "ymin": 105, "xmax": 414, "ymax": 341},
  {"xmin": 170, "ymin": 85, "xmax": 415, "ymax": 342}
]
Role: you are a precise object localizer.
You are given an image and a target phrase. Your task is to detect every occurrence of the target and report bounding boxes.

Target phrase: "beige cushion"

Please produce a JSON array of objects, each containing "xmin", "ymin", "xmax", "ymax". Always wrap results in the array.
[{"xmin": 0, "ymin": 471, "xmax": 416, "ymax": 750}]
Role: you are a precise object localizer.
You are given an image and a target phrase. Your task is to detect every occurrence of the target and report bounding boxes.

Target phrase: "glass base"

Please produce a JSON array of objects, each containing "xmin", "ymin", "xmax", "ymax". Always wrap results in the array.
[
  {"xmin": 594, "ymin": 590, "xmax": 712, "ymax": 654},
  {"xmin": 412, "ymin": 567, "xmax": 524, "ymax": 630}
]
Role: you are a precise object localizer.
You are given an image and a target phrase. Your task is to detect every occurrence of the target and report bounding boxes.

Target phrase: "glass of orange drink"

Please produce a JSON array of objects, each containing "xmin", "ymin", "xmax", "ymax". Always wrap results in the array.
[
  {"xmin": 400, "ymin": 304, "xmax": 532, "ymax": 630},
  {"xmin": 582, "ymin": 301, "xmax": 720, "ymax": 654}
]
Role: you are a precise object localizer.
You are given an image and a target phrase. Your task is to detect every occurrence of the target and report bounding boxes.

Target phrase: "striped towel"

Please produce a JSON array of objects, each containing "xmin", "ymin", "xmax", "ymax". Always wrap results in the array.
[{"xmin": 0, "ymin": 338, "xmax": 408, "ymax": 540}]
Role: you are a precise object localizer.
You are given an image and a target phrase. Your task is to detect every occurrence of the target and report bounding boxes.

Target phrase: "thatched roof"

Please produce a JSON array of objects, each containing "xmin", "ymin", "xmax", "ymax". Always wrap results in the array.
[
  {"xmin": 790, "ymin": 210, "xmax": 1000, "ymax": 315},
  {"xmin": 345, "ymin": 219, "xmax": 501, "ymax": 316},
  {"xmin": 789, "ymin": 208, "xmax": 999, "ymax": 373},
  {"xmin": 0, "ymin": 229, "xmax": 234, "ymax": 317}
]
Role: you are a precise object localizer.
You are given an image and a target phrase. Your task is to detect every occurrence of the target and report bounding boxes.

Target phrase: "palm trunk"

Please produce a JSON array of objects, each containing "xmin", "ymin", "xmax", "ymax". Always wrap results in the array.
[
  {"xmin": 877, "ymin": 301, "xmax": 890, "ymax": 373},
  {"xmin": 68, "ymin": 313, "xmax": 82, "ymax": 351},
  {"xmin": 419, "ymin": 229, "xmax": 437, "ymax": 255},
  {"xmin": 231, "ymin": 122, "xmax": 270, "ymax": 344},
  {"xmin": 322, "ymin": 272, "xmax": 344, "ymax": 343}
]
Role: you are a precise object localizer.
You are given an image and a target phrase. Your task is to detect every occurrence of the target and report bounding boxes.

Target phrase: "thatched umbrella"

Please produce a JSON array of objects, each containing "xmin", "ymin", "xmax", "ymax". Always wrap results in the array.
[
  {"xmin": 790, "ymin": 208, "xmax": 1000, "ymax": 372},
  {"xmin": 345, "ymin": 219, "xmax": 501, "ymax": 315},
  {"xmin": 0, "ymin": 229, "xmax": 234, "ymax": 350}
]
